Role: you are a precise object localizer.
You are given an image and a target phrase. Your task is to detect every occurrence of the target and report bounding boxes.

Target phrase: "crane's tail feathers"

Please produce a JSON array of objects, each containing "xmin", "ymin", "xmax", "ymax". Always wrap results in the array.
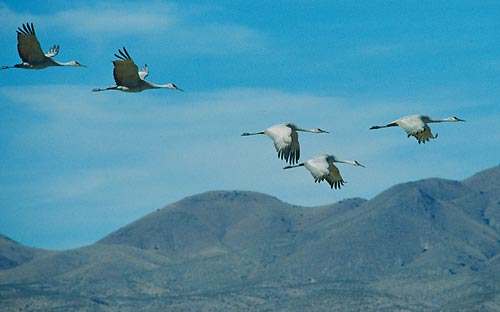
[{"xmin": 1, "ymin": 65, "xmax": 12, "ymax": 70}]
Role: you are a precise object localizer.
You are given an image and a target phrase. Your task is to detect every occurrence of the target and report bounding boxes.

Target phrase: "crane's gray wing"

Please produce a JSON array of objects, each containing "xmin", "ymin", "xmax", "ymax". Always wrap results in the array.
[
  {"xmin": 266, "ymin": 125, "xmax": 300, "ymax": 164},
  {"xmin": 303, "ymin": 157, "xmax": 342, "ymax": 188},
  {"xmin": 112, "ymin": 48, "xmax": 141, "ymax": 88},
  {"xmin": 410, "ymin": 124, "xmax": 436, "ymax": 144},
  {"xmin": 325, "ymin": 163, "xmax": 345, "ymax": 189},
  {"xmin": 16, "ymin": 23, "xmax": 46, "ymax": 64},
  {"xmin": 397, "ymin": 116, "xmax": 435, "ymax": 144},
  {"xmin": 138, "ymin": 65, "xmax": 149, "ymax": 80},
  {"xmin": 277, "ymin": 129, "xmax": 300, "ymax": 164},
  {"xmin": 44, "ymin": 45, "xmax": 59, "ymax": 58}
]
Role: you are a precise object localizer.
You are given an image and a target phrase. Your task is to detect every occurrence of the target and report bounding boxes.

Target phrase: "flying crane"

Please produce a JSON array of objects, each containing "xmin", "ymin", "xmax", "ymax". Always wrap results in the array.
[
  {"xmin": 370, "ymin": 114, "xmax": 465, "ymax": 144},
  {"xmin": 1, "ymin": 23, "xmax": 86, "ymax": 70},
  {"xmin": 241, "ymin": 123, "xmax": 329, "ymax": 164},
  {"xmin": 284, "ymin": 154, "xmax": 364, "ymax": 189},
  {"xmin": 92, "ymin": 47, "xmax": 183, "ymax": 93}
]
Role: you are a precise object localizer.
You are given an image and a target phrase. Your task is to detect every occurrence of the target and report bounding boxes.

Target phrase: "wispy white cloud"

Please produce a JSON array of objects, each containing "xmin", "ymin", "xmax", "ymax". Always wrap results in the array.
[
  {"xmin": 0, "ymin": 2, "xmax": 177, "ymax": 35},
  {"xmin": 61, "ymin": 4, "xmax": 177, "ymax": 34},
  {"xmin": 0, "ymin": 2, "xmax": 266, "ymax": 54}
]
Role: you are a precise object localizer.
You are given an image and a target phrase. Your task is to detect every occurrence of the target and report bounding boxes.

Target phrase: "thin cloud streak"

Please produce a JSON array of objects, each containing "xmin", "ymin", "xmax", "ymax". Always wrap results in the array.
[{"xmin": 0, "ymin": 2, "xmax": 267, "ymax": 55}]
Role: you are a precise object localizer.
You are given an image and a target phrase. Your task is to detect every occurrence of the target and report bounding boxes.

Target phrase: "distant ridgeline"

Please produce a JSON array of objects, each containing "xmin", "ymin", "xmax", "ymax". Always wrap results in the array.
[{"xmin": 1, "ymin": 166, "xmax": 500, "ymax": 311}]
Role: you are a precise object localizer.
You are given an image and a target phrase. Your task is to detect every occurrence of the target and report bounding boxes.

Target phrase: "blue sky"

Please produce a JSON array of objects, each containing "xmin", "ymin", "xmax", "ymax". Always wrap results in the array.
[{"xmin": 1, "ymin": 1, "xmax": 499, "ymax": 250}]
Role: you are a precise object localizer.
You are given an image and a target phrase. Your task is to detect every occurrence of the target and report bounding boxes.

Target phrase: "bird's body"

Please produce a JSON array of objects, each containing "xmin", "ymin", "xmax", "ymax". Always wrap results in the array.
[
  {"xmin": 370, "ymin": 114, "xmax": 465, "ymax": 144},
  {"xmin": 1, "ymin": 23, "xmax": 85, "ymax": 70},
  {"xmin": 241, "ymin": 123, "xmax": 329, "ymax": 164},
  {"xmin": 92, "ymin": 47, "xmax": 183, "ymax": 93},
  {"xmin": 284, "ymin": 154, "xmax": 364, "ymax": 189}
]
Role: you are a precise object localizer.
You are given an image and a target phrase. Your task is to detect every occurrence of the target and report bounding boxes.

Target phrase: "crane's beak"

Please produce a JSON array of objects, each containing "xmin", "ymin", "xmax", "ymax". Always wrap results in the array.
[
  {"xmin": 355, "ymin": 161, "xmax": 365, "ymax": 168},
  {"xmin": 172, "ymin": 83, "xmax": 184, "ymax": 91}
]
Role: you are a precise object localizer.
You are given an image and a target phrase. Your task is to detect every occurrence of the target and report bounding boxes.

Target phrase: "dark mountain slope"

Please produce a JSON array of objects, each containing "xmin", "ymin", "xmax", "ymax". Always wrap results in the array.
[
  {"xmin": 98, "ymin": 191, "xmax": 367, "ymax": 265},
  {"xmin": 462, "ymin": 166, "xmax": 500, "ymax": 194},
  {"xmin": 459, "ymin": 166, "xmax": 500, "ymax": 232},
  {"xmin": 1, "ymin": 167, "xmax": 500, "ymax": 311},
  {"xmin": 272, "ymin": 176, "xmax": 500, "ymax": 281},
  {"xmin": 0, "ymin": 234, "xmax": 50, "ymax": 270},
  {"xmin": 98, "ymin": 191, "xmax": 304, "ymax": 257}
]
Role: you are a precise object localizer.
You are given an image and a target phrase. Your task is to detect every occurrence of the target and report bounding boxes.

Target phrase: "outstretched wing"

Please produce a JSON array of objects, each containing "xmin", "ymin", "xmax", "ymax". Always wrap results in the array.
[
  {"xmin": 301, "ymin": 156, "xmax": 329, "ymax": 186},
  {"xmin": 410, "ymin": 124, "xmax": 436, "ymax": 144},
  {"xmin": 265, "ymin": 124, "xmax": 300, "ymax": 164},
  {"xmin": 304, "ymin": 156, "xmax": 345, "ymax": 189},
  {"xmin": 397, "ymin": 115, "xmax": 436, "ymax": 144},
  {"xmin": 325, "ymin": 163, "xmax": 345, "ymax": 189},
  {"xmin": 112, "ymin": 47, "xmax": 141, "ymax": 88},
  {"xmin": 138, "ymin": 64, "xmax": 149, "ymax": 80},
  {"xmin": 16, "ymin": 23, "xmax": 46, "ymax": 64},
  {"xmin": 44, "ymin": 45, "xmax": 59, "ymax": 58}
]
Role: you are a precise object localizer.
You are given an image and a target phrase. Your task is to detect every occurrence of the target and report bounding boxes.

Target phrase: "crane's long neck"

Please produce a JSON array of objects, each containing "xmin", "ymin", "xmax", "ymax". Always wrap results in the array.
[
  {"xmin": 147, "ymin": 82, "xmax": 166, "ymax": 89},
  {"xmin": 296, "ymin": 128, "xmax": 316, "ymax": 133},
  {"xmin": 52, "ymin": 60, "xmax": 85, "ymax": 67},
  {"xmin": 335, "ymin": 159, "xmax": 356, "ymax": 165},
  {"xmin": 427, "ymin": 118, "xmax": 450, "ymax": 123},
  {"xmin": 295, "ymin": 127, "xmax": 329, "ymax": 134},
  {"xmin": 334, "ymin": 159, "xmax": 364, "ymax": 167},
  {"xmin": 52, "ymin": 60, "xmax": 73, "ymax": 66},
  {"xmin": 146, "ymin": 82, "xmax": 182, "ymax": 91}
]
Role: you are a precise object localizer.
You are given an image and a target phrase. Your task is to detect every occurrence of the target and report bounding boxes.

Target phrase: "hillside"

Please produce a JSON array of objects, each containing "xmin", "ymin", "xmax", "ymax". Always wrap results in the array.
[
  {"xmin": 0, "ymin": 166, "xmax": 499, "ymax": 311},
  {"xmin": 0, "ymin": 234, "xmax": 51, "ymax": 270}
]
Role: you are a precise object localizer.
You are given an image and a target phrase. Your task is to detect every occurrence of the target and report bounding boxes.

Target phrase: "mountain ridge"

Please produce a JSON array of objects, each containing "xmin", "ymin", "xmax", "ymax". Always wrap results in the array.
[{"xmin": 1, "ymin": 166, "xmax": 500, "ymax": 311}]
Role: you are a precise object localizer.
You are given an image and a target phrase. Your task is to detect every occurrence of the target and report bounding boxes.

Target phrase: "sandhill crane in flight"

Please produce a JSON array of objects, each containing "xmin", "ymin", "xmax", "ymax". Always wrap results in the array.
[
  {"xmin": 241, "ymin": 123, "xmax": 329, "ymax": 164},
  {"xmin": 1, "ymin": 23, "xmax": 86, "ymax": 70},
  {"xmin": 284, "ymin": 154, "xmax": 364, "ymax": 189},
  {"xmin": 370, "ymin": 114, "xmax": 465, "ymax": 144},
  {"xmin": 92, "ymin": 47, "xmax": 183, "ymax": 93}
]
